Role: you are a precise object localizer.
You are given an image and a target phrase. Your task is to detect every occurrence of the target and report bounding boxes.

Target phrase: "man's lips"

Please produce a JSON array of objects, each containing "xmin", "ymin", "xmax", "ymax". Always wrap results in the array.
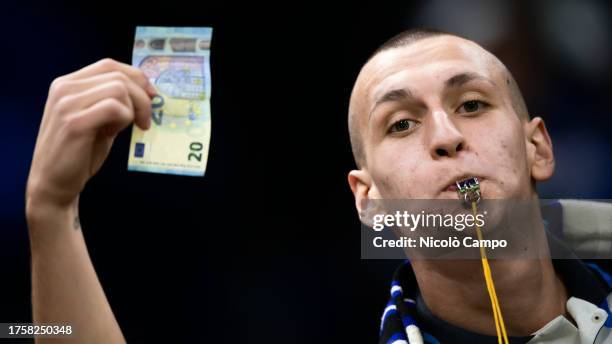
[
  {"xmin": 442, "ymin": 176, "xmax": 484, "ymax": 193},
  {"xmin": 444, "ymin": 183, "xmax": 459, "ymax": 192}
]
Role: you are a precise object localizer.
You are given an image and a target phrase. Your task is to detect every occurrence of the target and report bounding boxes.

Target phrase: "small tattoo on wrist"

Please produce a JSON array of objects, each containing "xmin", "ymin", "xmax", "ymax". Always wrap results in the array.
[{"xmin": 73, "ymin": 215, "xmax": 81, "ymax": 230}]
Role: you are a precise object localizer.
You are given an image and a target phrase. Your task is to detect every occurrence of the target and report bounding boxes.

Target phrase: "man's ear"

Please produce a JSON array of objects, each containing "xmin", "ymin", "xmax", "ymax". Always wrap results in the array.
[
  {"xmin": 348, "ymin": 169, "xmax": 380, "ymax": 219},
  {"xmin": 524, "ymin": 117, "xmax": 555, "ymax": 182}
]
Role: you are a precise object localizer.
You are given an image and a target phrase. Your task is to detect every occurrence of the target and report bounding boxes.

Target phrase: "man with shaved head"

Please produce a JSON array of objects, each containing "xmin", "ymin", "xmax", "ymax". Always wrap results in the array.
[{"xmin": 348, "ymin": 29, "xmax": 612, "ymax": 343}]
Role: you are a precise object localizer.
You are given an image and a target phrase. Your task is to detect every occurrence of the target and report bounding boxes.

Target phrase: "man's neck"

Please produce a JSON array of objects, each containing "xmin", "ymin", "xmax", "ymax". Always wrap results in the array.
[{"xmin": 411, "ymin": 253, "xmax": 569, "ymax": 337}]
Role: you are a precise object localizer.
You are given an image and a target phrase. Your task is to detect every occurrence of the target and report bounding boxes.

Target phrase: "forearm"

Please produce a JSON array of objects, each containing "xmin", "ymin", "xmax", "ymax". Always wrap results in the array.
[
  {"xmin": 26, "ymin": 198, "xmax": 125, "ymax": 344},
  {"xmin": 24, "ymin": 58, "xmax": 153, "ymax": 343}
]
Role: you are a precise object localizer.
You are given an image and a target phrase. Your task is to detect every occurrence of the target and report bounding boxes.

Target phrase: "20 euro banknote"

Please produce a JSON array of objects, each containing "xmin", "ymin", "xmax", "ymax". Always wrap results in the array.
[{"xmin": 127, "ymin": 26, "xmax": 212, "ymax": 176}]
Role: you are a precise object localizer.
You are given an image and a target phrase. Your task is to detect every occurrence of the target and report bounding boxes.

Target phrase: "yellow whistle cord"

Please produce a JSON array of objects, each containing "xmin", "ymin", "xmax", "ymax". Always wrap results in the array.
[{"xmin": 471, "ymin": 201, "xmax": 509, "ymax": 344}]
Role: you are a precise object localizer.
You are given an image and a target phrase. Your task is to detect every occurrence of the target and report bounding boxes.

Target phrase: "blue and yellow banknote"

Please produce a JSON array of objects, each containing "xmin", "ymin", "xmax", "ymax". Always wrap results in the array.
[{"xmin": 128, "ymin": 26, "xmax": 212, "ymax": 176}]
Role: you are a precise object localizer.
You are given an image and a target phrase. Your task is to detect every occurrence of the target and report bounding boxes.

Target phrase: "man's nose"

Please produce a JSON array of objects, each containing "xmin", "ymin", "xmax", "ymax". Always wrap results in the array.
[{"xmin": 427, "ymin": 110, "xmax": 465, "ymax": 159}]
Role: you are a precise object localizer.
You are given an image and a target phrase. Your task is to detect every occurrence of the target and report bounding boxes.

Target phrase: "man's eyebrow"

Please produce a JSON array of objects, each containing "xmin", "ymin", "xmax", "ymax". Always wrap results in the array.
[
  {"xmin": 369, "ymin": 88, "xmax": 415, "ymax": 119},
  {"xmin": 445, "ymin": 72, "xmax": 496, "ymax": 89},
  {"xmin": 368, "ymin": 73, "xmax": 497, "ymax": 120}
]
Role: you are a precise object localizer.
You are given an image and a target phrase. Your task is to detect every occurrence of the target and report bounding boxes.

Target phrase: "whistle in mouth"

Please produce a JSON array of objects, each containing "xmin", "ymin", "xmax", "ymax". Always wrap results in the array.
[{"xmin": 456, "ymin": 177, "xmax": 481, "ymax": 204}]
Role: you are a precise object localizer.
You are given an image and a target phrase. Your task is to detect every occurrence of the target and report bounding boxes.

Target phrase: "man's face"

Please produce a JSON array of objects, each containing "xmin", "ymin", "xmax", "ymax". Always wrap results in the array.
[{"xmin": 351, "ymin": 36, "xmax": 544, "ymax": 200}]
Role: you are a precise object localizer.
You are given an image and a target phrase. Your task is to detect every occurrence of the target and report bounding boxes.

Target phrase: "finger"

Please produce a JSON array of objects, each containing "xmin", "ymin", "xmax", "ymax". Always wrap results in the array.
[
  {"xmin": 77, "ymin": 72, "xmax": 152, "ymax": 130},
  {"xmin": 61, "ymin": 58, "xmax": 156, "ymax": 97},
  {"xmin": 43, "ymin": 59, "xmax": 154, "ymax": 136},
  {"xmin": 56, "ymin": 74, "xmax": 152, "ymax": 130},
  {"xmin": 41, "ymin": 78, "xmax": 130, "ymax": 136},
  {"xmin": 68, "ymin": 98, "xmax": 133, "ymax": 137},
  {"xmin": 57, "ymin": 80, "xmax": 132, "ymax": 120}
]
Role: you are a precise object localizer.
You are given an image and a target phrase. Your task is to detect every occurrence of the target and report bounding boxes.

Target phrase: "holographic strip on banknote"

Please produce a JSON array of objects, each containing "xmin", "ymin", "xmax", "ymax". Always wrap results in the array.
[{"xmin": 128, "ymin": 26, "xmax": 212, "ymax": 176}]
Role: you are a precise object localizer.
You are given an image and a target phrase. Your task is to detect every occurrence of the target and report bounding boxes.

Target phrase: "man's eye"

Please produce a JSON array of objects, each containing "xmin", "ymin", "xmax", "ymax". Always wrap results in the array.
[
  {"xmin": 458, "ymin": 100, "xmax": 488, "ymax": 114},
  {"xmin": 389, "ymin": 119, "xmax": 418, "ymax": 133}
]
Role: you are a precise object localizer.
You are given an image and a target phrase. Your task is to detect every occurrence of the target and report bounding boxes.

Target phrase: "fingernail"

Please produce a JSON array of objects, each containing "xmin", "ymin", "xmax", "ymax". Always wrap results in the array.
[{"xmin": 142, "ymin": 117, "xmax": 151, "ymax": 131}]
